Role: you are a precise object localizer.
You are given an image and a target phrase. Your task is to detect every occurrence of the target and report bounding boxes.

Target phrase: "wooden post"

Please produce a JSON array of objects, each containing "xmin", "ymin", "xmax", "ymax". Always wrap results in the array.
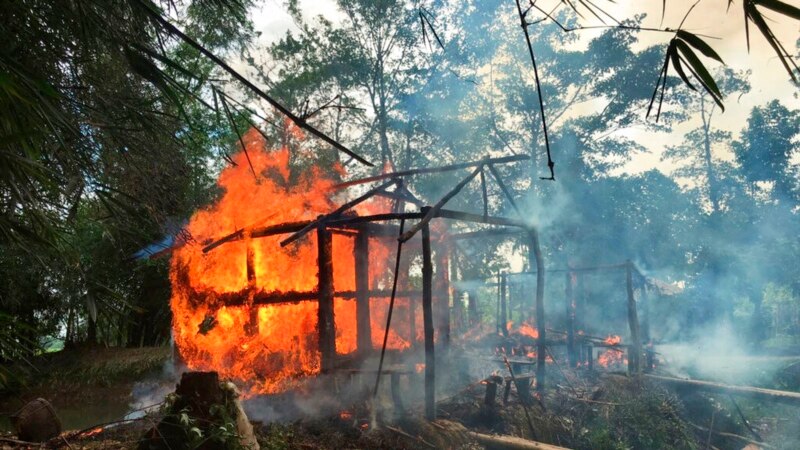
[
  {"xmin": 421, "ymin": 222, "xmax": 436, "ymax": 420},
  {"xmin": 500, "ymin": 273, "xmax": 508, "ymax": 337},
  {"xmin": 528, "ymin": 228, "xmax": 546, "ymax": 393},
  {"xmin": 626, "ymin": 260, "xmax": 642, "ymax": 375},
  {"xmin": 317, "ymin": 226, "xmax": 336, "ymax": 373},
  {"xmin": 565, "ymin": 271, "xmax": 577, "ymax": 368},
  {"xmin": 245, "ymin": 238, "xmax": 258, "ymax": 336},
  {"xmin": 435, "ymin": 244, "xmax": 451, "ymax": 353},
  {"xmin": 587, "ymin": 344, "xmax": 594, "ymax": 370},
  {"xmin": 496, "ymin": 273, "xmax": 502, "ymax": 334},
  {"xmin": 355, "ymin": 230, "xmax": 371, "ymax": 355},
  {"xmin": 468, "ymin": 290, "xmax": 479, "ymax": 326},
  {"xmin": 641, "ymin": 279, "xmax": 651, "ymax": 345}
]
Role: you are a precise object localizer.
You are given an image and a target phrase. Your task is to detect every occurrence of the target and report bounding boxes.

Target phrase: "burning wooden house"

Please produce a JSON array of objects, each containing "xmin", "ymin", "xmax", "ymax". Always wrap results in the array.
[{"xmin": 169, "ymin": 129, "xmax": 651, "ymax": 421}]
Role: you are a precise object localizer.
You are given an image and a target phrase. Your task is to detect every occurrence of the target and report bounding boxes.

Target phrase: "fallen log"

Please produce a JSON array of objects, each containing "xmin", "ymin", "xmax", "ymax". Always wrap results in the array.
[
  {"xmin": 646, "ymin": 374, "xmax": 800, "ymax": 406},
  {"xmin": 467, "ymin": 432, "xmax": 571, "ymax": 450}
]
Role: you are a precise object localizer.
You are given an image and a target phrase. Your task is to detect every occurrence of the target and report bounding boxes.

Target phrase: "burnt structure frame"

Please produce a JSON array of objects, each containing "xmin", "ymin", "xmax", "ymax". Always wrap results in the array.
[
  {"xmin": 459, "ymin": 261, "xmax": 649, "ymax": 374},
  {"xmin": 197, "ymin": 155, "xmax": 545, "ymax": 420}
]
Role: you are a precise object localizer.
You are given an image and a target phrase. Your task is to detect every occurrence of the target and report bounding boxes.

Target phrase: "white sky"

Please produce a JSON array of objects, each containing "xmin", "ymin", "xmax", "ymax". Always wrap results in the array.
[{"xmin": 244, "ymin": 0, "xmax": 799, "ymax": 177}]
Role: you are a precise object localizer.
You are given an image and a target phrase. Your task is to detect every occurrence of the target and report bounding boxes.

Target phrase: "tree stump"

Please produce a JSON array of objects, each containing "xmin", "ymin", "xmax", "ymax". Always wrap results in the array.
[{"xmin": 139, "ymin": 371, "xmax": 259, "ymax": 450}]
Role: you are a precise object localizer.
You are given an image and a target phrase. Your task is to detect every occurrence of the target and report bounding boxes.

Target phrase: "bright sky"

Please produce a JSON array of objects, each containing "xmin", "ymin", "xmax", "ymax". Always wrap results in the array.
[{"xmin": 244, "ymin": 0, "xmax": 799, "ymax": 177}]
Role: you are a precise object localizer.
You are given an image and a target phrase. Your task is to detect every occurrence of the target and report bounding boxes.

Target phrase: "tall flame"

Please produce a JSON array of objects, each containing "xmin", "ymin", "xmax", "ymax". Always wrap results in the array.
[{"xmin": 170, "ymin": 130, "xmax": 406, "ymax": 394}]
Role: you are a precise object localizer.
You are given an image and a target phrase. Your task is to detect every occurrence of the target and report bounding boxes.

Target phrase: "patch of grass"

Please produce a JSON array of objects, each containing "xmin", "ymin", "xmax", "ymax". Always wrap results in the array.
[
  {"xmin": 258, "ymin": 423, "xmax": 296, "ymax": 450},
  {"xmin": 573, "ymin": 375, "xmax": 699, "ymax": 450},
  {"xmin": 1, "ymin": 346, "xmax": 170, "ymax": 396}
]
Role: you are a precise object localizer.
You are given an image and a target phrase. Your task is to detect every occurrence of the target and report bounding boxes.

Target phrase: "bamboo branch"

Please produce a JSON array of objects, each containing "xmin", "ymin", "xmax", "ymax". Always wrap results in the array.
[
  {"xmin": 333, "ymin": 155, "xmax": 528, "ymax": 189},
  {"xmin": 133, "ymin": 0, "xmax": 373, "ymax": 166}
]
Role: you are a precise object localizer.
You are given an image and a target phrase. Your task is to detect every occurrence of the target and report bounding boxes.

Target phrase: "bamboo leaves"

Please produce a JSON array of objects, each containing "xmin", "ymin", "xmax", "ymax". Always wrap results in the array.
[
  {"xmin": 418, "ymin": 8, "xmax": 444, "ymax": 51},
  {"xmin": 648, "ymin": 31, "xmax": 725, "ymax": 121},
  {"xmin": 744, "ymin": 0, "xmax": 800, "ymax": 83}
]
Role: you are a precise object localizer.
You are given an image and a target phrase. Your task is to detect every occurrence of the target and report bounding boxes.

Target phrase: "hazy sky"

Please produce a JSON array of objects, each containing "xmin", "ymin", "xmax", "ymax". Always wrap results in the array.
[{"xmin": 244, "ymin": 0, "xmax": 799, "ymax": 177}]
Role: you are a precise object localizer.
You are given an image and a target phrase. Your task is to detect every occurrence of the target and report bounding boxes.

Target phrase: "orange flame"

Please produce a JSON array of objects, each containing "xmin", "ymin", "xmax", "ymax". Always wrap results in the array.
[
  {"xmin": 83, "ymin": 427, "xmax": 103, "ymax": 437},
  {"xmin": 603, "ymin": 335, "xmax": 622, "ymax": 346},
  {"xmin": 170, "ymin": 130, "xmax": 405, "ymax": 395},
  {"xmin": 597, "ymin": 349, "xmax": 626, "ymax": 367},
  {"xmin": 515, "ymin": 322, "xmax": 540, "ymax": 339}
]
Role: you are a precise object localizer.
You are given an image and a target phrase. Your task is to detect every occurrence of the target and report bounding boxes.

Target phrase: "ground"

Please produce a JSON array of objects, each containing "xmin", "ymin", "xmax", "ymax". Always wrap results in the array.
[{"xmin": 2, "ymin": 347, "xmax": 799, "ymax": 449}]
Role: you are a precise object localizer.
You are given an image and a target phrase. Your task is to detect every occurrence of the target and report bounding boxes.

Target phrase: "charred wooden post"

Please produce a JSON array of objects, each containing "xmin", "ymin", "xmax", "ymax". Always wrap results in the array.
[
  {"xmin": 244, "ymin": 238, "xmax": 259, "ymax": 336},
  {"xmin": 355, "ymin": 231, "xmax": 371, "ymax": 355},
  {"xmin": 317, "ymin": 226, "xmax": 336, "ymax": 373},
  {"xmin": 484, "ymin": 375, "xmax": 503, "ymax": 407},
  {"xmin": 587, "ymin": 344, "xmax": 594, "ymax": 370},
  {"xmin": 528, "ymin": 228, "xmax": 546, "ymax": 393},
  {"xmin": 496, "ymin": 274, "xmax": 502, "ymax": 334},
  {"xmin": 500, "ymin": 273, "xmax": 509, "ymax": 337},
  {"xmin": 468, "ymin": 289, "xmax": 479, "ymax": 326},
  {"xmin": 421, "ymin": 220, "xmax": 436, "ymax": 420},
  {"xmin": 626, "ymin": 260, "xmax": 642, "ymax": 375},
  {"xmin": 565, "ymin": 271, "xmax": 577, "ymax": 368},
  {"xmin": 641, "ymin": 279, "xmax": 651, "ymax": 345},
  {"xmin": 435, "ymin": 244, "xmax": 451, "ymax": 353}
]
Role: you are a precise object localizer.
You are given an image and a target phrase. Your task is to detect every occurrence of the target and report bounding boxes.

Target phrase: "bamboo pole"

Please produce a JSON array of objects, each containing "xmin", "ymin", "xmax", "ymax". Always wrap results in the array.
[
  {"xmin": 467, "ymin": 432, "xmax": 571, "ymax": 450},
  {"xmin": 400, "ymin": 165, "xmax": 484, "ymax": 243},
  {"xmin": 317, "ymin": 226, "xmax": 335, "ymax": 373},
  {"xmin": 528, "ymin": 228, "xmax": 546, "ymax": 393},
  {"xmin": 422, "ymin": 221, "xmax": 436, "ymax": 420},
  {"xmin": 565, "ymin": 271, "xmax": 576, "ymax": 368},
  {"xmin": 626, "ymin": 260, "xmax": 642, "ymax": 374},
  {"xmin": 333, "ymin": 154, "xmax": 529, "ymax": 189},
  {"xmin": 646, "ymin": 375, "xmax": 800, "ymax": 406},
  {"xmin": 281, "ymin": 179, "xmax": 398, "ymax": 247},
  {"xmin": 501, "ymin": 273, "xmax": 509, "ymax": 337},
  {"xmin": 435, "ymin": 243, "xmax": 451, "ymax": 353},
  {"xmin": 355, "ymin": 230, "xmax": 371, "ymax": 355}
]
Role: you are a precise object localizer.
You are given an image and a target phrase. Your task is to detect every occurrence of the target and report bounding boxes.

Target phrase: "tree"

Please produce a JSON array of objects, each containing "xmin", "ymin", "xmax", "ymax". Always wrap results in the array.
[{"xmin": 734, "ymin": 100, "xmax": 800, "ymax": 205}]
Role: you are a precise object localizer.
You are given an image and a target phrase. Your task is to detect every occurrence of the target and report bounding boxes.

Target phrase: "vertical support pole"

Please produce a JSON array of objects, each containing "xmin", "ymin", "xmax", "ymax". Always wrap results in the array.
[
  {"xmin": 317, "ymin": 226, "xmax": 335, "ymax": 373},
  {"xmin": 641, "ymin": 279, "xmax": 654, "ymax": 372},
  {"xmin": 246, "ymin": 241, "xmax": 256, "ymax": 287},
  {"xmin": 435, "ymin": 243, "xmax": 451, "ymax": 353},
  {"xmin": 245, "ymin": 237, "xmax": 258, "ymax": 336},
  {"xmin": 587, "ymin": 344, "xmax": 594, "ymax": 370},
  {"xmin": 500, "ymin": 273, "xmax": 508, "ymax": 337},
  {"xmin": 468, "ymin": 290, "xmax": 479, "ymax": 327},
  {"xmin": 576, "ymin": 272, "xmax": 585, "ymax": 356},
  {"xmin": 528, "ymin": 228, "xmax": 546, "ymax": 394},
  {"xmin": 421, "ymin": 221, "xmax": 436, "ymax": 420},
  {"xmin": 496, "ymin": 273, "xmax": 502, "ymax": 334},
  {"xmin": 355, "ymin": 230, "xmax": 371, "ymax": 355},
  {"xmin": 626, "ymin": 260, "xmax": 642, "ymax": 375},
  {"xmin": 566, "ymin": 271, "xmax": 577, "ymax": 368},
  {"xmin": 641, "ymin": 279, "xmax": 651, "ymax": 345}
]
